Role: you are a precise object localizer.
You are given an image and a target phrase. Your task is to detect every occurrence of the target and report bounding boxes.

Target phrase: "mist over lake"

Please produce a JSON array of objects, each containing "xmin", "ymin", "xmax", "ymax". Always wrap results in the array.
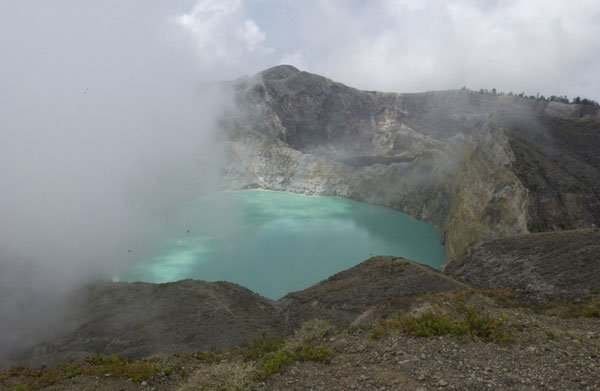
[{"xmin": 122, "ymin": 190, "xmax": 445, "ymax": 299}]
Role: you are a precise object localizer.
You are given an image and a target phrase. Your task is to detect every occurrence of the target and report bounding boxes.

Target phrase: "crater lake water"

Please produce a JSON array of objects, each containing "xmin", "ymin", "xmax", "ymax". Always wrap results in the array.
[{"xmin": 122, "ymin": 190, "xmax": 444, "ymax": 299}]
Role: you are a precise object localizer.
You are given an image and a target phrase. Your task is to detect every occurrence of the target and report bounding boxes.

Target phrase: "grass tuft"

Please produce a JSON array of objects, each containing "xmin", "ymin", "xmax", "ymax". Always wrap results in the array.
[
  {"xmin": 371, "ymin": 305, "xmax": 513, "ymax": 343},
  {"xmin": 255, "ymin": 345, "xmax": 334, "ymax": 380},
  {"xmin": 192, "ymin": 351, "xmax": 219, "ymax": 363},
  {"xmin": 1, "ymin": 354, "xmax": 171, "ymax": 390},
  {"xmin": 179, "ymin": 361, "xmax": 255, "ymax": 391},
  {"xmin": 238, "ymin": 336, "xmax": 284, "ymax": 362}
]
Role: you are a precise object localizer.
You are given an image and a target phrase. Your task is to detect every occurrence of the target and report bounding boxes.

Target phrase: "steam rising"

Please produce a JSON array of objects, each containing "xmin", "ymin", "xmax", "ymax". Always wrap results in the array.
[{"xmin": 0, "ymin": 2, "xmax": 232, "ymax": 363}]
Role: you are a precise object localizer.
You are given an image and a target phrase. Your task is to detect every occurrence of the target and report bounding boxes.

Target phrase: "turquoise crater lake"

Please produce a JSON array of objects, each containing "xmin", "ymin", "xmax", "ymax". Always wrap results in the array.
[{"xmin": 122, "ymin": 190, "xmax": 445, "ymax": 299}]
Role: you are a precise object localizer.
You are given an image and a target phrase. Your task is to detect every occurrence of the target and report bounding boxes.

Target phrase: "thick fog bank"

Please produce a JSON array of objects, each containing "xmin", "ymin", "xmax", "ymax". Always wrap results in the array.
[{"xmin": 0, "ymin": 2, "xmax": 236, "ymax": 365}]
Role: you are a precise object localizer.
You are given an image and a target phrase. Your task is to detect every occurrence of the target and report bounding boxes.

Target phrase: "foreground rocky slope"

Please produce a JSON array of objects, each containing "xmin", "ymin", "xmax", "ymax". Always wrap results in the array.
[
  {"xmin": 3, "ymin": 288, "xmax": 599, "ymax": 390},
  {"xmin": 222, "ymin": 65, "xmax": 600, "ymax": 259}
]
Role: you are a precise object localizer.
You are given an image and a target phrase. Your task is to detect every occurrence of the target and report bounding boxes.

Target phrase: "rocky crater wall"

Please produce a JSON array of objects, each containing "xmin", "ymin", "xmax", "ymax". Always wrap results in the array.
[{"xmin": 220, "ymin": 66, "xmax": 600, "ymax": 261}]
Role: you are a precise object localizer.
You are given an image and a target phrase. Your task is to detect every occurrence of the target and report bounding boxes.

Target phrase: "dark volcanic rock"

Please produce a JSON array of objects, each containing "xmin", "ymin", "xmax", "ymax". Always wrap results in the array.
[
  {"xmin": 446, "ymin": 228, "xmax": 600, "ymax": 300},
  {"xmin": 506, "ymin": 116, "xmax": 600, "ymax": 231},
  {"xmin": 12, "ymin": 280, "xmax": 281, "ymax": 367},
  {"xmin": 280, "ymin": 256, "xmax": 466, "ymax": 326}
]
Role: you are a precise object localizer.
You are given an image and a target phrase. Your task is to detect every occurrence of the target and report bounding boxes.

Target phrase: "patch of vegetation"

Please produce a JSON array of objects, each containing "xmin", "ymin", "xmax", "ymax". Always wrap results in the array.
[
  {"xmin": 84, "ymin": 354, "xmax": 170, "ymax": 382},
  {"xmin": 193, "ymin": 351, "xmax": 219, "ymax": 363},
  {"xmin": 284, "ymin": 319, "xmax": 335, "ymax": 351},
  {"xmin": 531, "ymin": 298, "xmax": 600, "ymax": 319},
  {"xmin": 562, "ymin": 299, "xmax": 600, "ymax": 318},
  {"xmin": 371, "ymin": 305, "xmax": 513, "ymax": 344},
  {"xmin": 175, "ymin": 350, "xmax": 218, "ymax": 364},
  {"xmin": 231, "ymin": 321, "xmax": 335, "ymax": 381},
  {"xmin": 1, "ymin": 366, "xmax": 38, "ymax": 380},
  {"xmin": 179, "ymin": 350, "xmax": 220, "ymax": 363},
  {"xmin": 255, "ymin": 345, "xmax": 334, "ymax": 380},
  {"xmin": 1, "ymin": 355, "xmax": 171, "ymax": 390},
  {"xmin": 179, "ymin": 361, "xmax": 256, "ymax": 391},
  {"xmin": 579, "ymin": 306, "xmax": 600, "ymax": 318},
  {"xmin": 237, "ymin": 336, "xmax": 284, "ymax": 362},
  {"xmin": 461, "ymin": 306, "xmax": 513, "ymax": 343},
  {"xmin": 256, "ymin": 350, "xmax": 292, "ymax": 378},
  {"xmin": 401, "ymin": 312, "xmax": 470, "ymax": 337}
]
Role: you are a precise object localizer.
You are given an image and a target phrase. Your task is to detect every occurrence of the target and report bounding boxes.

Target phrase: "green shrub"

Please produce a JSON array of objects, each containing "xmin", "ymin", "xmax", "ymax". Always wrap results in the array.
[
  {"xmin": 566, "ymin": 299, "xmax": 600, "ymax": 318},
  {"xmin": 580, "ymin": 306, "xmax": 600, "ymax": 317},
  {"xmin": 462, "ymin": 307, "xmax": 513, "ymax": 343},
  {"xmin": 372, "ymin": 306, "xmax": 513, "ymax": 343},
  {"xmin": 284, "ymin": 319, "xmax": 334, "ymax": 351},
  {"xmin": 401, "ymin": 312, "xmax": 469, "ymax": 337},
  {"xmin": 179, "ymin": 362, "xmax": 256, "ymax": 391},
  {"xmin": 255, "ymin": 345, "xmax": 334, "ymax": 380},
  {"xmin": 83, "ymin": 354, "xmax": 165, "ymax": 382},
  {"xmin": 192, "ymin": 351, "xmax": 219, "ymax": 363},
  {"xmin": 293, "ymin": 346, "xmax": 335, "ymax": 363},
  {"xmin": 239, "ymin": 337, "xmax": 284, "ymax": 362},
  {"xmin": 257, "ymin": 351, "xmax": 293, "ymax": 379}
]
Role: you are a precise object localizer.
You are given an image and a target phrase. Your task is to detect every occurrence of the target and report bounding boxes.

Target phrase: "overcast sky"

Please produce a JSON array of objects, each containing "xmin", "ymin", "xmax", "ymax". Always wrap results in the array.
[
  {"xmin": 175, "ymin": 0, "xmax": 600, "ymax": 100},
  {"xmin": 2, "ymin": 0, "xmax": 599, "ymax": 98}
]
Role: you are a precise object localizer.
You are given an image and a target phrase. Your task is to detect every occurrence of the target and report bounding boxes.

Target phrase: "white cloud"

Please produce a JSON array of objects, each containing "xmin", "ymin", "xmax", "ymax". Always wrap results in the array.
[
  {"xmin": 176, "ymin": 0, "xmax": 271, "ymax": 71},
  {"xmin": 236, "ymin": 19, "xmax": 271, "ymax": 53},
  {"xmin": 279, "ymin": 49, "xmax": 306, "ymax": 69}
]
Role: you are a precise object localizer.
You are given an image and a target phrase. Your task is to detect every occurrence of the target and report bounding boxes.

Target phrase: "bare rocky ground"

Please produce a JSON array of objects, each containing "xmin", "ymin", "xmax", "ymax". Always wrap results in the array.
[
  {"xmin": 446, "ymin": 228, "xmax": 600, "ymax": 300},
  {"xmin": 2, "ymin": 289, "xmax": 599, "ymax": 390}
]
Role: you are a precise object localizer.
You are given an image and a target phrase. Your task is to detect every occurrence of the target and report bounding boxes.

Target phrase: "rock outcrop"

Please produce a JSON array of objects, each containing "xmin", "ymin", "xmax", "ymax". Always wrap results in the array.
[
  {"xmin": 280, "ymin": 256, "xmax": 466, "ymax": 326},
  {"xmin": 446, "ymin": 228, "xmax": 600, "ymax": 300},
  {"xmin": 221, "ymin": 65, "xmax": 600, "ymax": 260}
]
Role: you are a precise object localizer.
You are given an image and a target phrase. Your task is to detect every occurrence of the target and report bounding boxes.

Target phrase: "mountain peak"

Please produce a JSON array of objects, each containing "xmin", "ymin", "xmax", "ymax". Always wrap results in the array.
[{"xmin": 259, "ymin": 64, "xmax": 301, "ymax": 80}]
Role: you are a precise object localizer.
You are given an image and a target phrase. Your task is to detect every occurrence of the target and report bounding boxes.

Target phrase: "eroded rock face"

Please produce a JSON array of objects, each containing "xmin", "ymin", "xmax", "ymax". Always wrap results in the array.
[
  {"xmin": 446, "ymin": 228, "xmax": 600, "ymax": 300},
  {"xmin": 221, "ymin": 65, "xmax": 600, "ymax": 261}
]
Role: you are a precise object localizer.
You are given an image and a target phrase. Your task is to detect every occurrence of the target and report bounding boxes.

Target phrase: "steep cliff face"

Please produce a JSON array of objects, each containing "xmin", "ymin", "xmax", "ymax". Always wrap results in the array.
[
  {"xmin": 221, "ymin": 65, "xmax": 600, "ymax": 261},
  {"xmin": 444, "ymin": 119, "xmax": 530, "ymax": 259}
]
